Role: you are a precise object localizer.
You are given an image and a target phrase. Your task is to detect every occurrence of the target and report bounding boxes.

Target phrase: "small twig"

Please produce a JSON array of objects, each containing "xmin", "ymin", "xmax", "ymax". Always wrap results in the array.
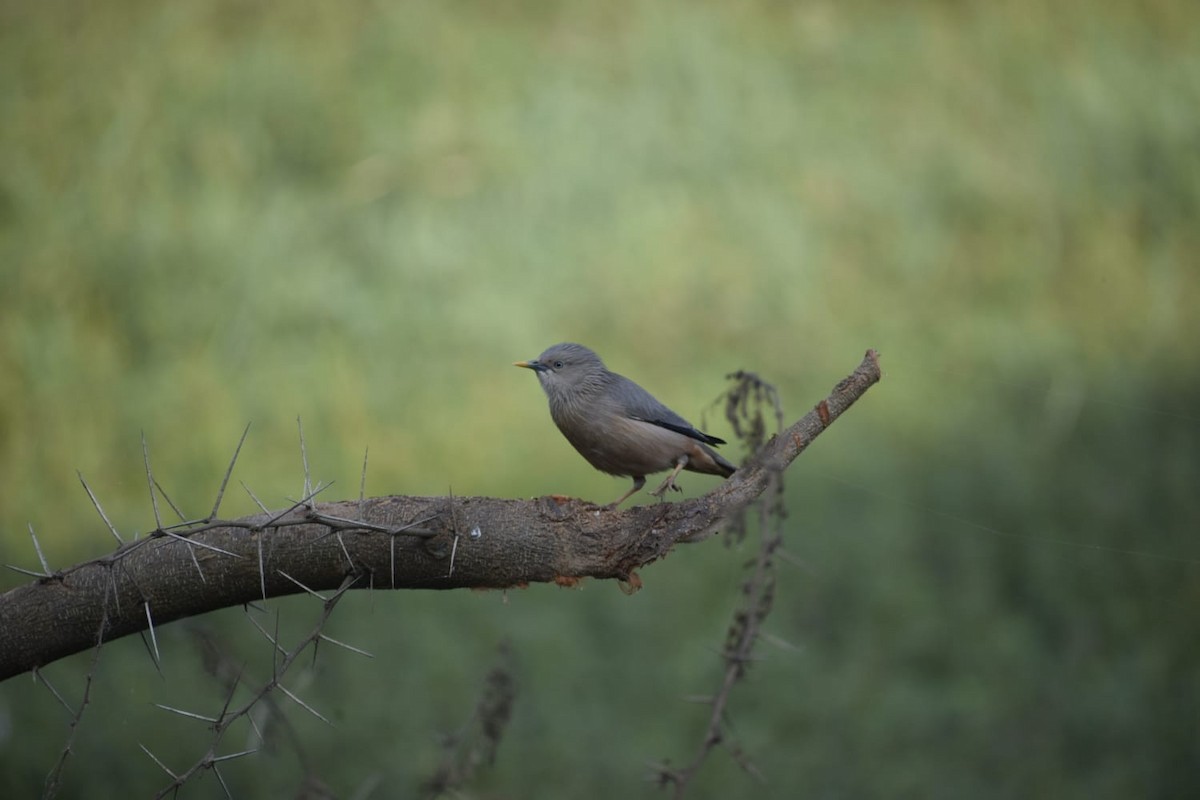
[
  {"xmin": 657, "ymin": 371, "xmax": 789, "ymax": 797},
  {"xmin": 43, "ymin": 595, "xmax": 110, "ymax": 798},
  {"xmin": 153, "ymin": 574, "xmax": 360, "ymax": 798}
]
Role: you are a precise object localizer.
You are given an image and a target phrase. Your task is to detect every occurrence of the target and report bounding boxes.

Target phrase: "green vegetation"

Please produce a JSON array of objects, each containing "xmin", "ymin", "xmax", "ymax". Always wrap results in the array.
[{"xmin": 2, "ymin": 0, "xmax": 1197, "ymax": 796}]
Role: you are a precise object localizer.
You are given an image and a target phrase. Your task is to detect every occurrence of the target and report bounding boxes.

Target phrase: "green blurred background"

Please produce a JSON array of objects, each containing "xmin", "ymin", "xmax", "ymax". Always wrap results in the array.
[{"xmin": 2, "ymin": 0, "xmax": 1198, "ymax": 796}]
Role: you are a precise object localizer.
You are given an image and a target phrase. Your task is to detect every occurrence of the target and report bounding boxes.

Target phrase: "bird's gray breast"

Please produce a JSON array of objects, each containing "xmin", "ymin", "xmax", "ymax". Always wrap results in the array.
[{"xmin": 549, "ymin": 394, "xmax": 690, "ymax": 477}]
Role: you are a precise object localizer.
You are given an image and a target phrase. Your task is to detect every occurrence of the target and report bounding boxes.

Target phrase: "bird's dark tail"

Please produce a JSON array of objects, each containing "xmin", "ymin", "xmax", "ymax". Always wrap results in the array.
[{"xmin": 698, "ymin": 444, "xmax": 737, "ymax": 478}]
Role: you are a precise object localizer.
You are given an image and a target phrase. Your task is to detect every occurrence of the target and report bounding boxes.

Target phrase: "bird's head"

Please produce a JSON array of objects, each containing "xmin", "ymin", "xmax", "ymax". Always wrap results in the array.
[{"xmin": 514, "ymin": 342, "xmax": 607, "ymax": 400}]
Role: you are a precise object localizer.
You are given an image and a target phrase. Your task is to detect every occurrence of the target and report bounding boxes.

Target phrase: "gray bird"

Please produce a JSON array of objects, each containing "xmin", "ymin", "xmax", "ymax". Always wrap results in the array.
[{"xmin": 514, "ymin": 342, "xmax": 736, "ymax": 507}]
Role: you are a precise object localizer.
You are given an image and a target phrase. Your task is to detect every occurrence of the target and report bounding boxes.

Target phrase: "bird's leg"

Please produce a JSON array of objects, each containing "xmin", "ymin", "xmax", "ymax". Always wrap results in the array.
[
  {"xmin": 608, "ymin": 475, "xmax": 646, "ymax": 508},
  {"xmin": 650, "ymin": 456, "xmax": 688, "ymax": 499}
]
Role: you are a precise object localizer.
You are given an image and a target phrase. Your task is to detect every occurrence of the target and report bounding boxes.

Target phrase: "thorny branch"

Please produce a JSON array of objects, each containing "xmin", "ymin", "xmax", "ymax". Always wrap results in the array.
[
  {"xmin": 1, "ymin": 350, "xmax": 880, "ymax": 685},
  {"xmin": 145, "ymin": 574, "xmax": 362, "ymax": 798},
  {"xmin": 40, "ymin": 586, "xmax": 111, "ymax": 799},
  {"xmin": 0, "ymin": 349, "xmax": 880, "ymax": 799}
]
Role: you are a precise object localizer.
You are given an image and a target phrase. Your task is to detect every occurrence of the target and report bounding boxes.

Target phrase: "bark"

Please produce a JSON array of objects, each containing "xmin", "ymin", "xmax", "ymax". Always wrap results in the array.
[{"xmin": 0, "ymin": 351, "xmax": 881, "ymax": 682}]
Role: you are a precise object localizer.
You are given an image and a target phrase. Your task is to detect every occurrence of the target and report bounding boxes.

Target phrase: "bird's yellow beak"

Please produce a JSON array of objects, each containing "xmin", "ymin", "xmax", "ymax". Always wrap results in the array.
[{"xmin": 513, "ymin": 360, "xmax": 533, "ymax": 369}]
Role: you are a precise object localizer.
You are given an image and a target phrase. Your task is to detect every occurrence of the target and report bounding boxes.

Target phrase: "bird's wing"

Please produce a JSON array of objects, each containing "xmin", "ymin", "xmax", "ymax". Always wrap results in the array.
[{"xmin": 610, "ymin": 374, "xmax": 727, "ymax": 447}]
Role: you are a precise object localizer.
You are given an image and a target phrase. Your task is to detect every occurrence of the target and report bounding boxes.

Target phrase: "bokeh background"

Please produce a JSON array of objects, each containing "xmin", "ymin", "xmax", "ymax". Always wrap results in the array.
[{"xmin": 2, "ymin": 0, "xmax": 1198, "ymax": 797}]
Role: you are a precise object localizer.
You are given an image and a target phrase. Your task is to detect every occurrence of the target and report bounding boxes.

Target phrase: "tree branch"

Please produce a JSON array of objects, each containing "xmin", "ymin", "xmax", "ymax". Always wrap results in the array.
[{"xmin": 0, "ymin": 350, "xmax": 881, "ymax": 682}]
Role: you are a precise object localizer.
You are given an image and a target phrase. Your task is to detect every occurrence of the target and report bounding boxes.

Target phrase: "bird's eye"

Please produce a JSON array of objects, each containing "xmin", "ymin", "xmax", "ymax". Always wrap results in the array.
[{"xmin": 553, "ymin": 360, "xmax": 564, "ymax": 369}]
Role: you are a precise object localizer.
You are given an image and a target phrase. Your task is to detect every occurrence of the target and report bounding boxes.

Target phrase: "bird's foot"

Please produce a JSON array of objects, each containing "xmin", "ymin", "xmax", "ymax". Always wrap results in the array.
[
  {"xmin": 608, "ymin": 476, "xmax": 647, "ymax": 509},
  {"xmin": 650, "ymin": 458, "xmax": 688, "ymax": 500},
  {"xmin": 650, "ymin": 476, "xmax": 683, "ymax": 498}
]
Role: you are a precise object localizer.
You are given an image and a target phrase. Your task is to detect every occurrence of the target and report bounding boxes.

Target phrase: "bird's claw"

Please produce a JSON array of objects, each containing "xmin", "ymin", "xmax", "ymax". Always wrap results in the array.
[{"xmin": 650, "ymin": 478, "xmax": 682, "ymax": 499}]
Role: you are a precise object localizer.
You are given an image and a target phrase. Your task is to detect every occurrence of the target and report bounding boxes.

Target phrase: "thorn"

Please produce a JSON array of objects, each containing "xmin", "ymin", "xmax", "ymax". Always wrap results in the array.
[
  {"xmin": 214, "ymin": 764, "xmax": 234, "ymax": 799},
  {"xmin": 309, "ymin": 511, "xmax": 436, "ymax": 538},
  {"xmin": 161, "ymin": 530, "xmax": 241, "ymax": 559},
  {"xmin": 317, "ymin": 634, "xmax": 375, "ymax": 658},
  {"xmin": 760, "ymin": 631, "xmax": 803, "ymax": 653},
  {"xmin": 142, "ymin": 430, "xmax": 163, "ymax": 531},
  {"xmin": 257, "ymin": 535, "xmax": 267, "ymax": 601},
  {"xmin": 5, "ymin": 563, "xmax": 49, "ymax": 579},
  {"xmin": 277, "ymin": 684, "xmax": 331, "ymax": 726},
  {"xmin": 211, "ymin": 423, "xmax": 251, "ymax": 521},
  {"xmin": 152, "ymin": 478, "xmax": 188, "ymax": 523},
  {"xmin": 185, "ymin": 540, "xmax": 205, "ymax": 583},
  {"xmin": 277, "ymin": 570, "xmax": 326, "ymax": 601},
  {"xmin": 297, "ymin": 416, "xmax": 312, "ymax": 503},
  {"xmin": 78, "ymin": 471, "xmax": 123, "ymax": 544},
  {"xmin": 359, "ymin": 446, "xmax": 369, "ymax": 519},
  {"xmin": 241, "ymin": 479, "xmax": 269, "ymax": 514},
  {"xmin": 448, "ymin": 534, "xmax": 459, "ymax": 578},
  {"xmin": 109, "ymin": 567, "xmax": 122, "ymax": 616},
  {"xmin": 773, "ymin": 547, "xmax": 812, "ymax": 572},
  {"xmin": 143, "ymin": 602, "xmax": 162, "ymax": 668},
  {"xmin": 28, "ymin": 523, "xmax": 52, "ymax": 575},
  {"xmin": 244, "ymin": 611, "xmax": 286, "ymax": 656},
  {"xmin": 153, "ymin": 704, "xmax": 219, "ymax": 723},
  {"xmin": 216, "ymin": 668, "xmax": 242, "ymax": 722},
  {"xmin": 327, "ymin": 572, "xmax": 359, "ymax": 602},
  {"xmin": 32, "ymin": 667, "xmax": 73, "ymax": 715},
  {"xmin": 245, "ymin": 709, "xmax": 266, "ymax": 745},
  {"xmin": 335, "ymin": 531, "xmax": 354, "ymax": 570},
  {"xmin": 393, "ymin": 513, "xmax": 440, "ymax": 538},
  {"xmin": 271, "ymin": 612, "xmax": 283, "ymax": 674},
  {"xmin": 267, "ymin": 481, "xmax": 333, "ymax": 526},
  {"xmin": 139, "ymin": 743, "xmax": 178, "ymax": 779}
]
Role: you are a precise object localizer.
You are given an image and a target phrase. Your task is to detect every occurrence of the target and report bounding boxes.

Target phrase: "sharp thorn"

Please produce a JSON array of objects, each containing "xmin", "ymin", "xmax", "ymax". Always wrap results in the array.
[
  {"xmin": 77, "ymin": 471, "xmax": 123, "ymax": 544},
  {"xmin": 210, "ymin": 423, "xmax": 251, "ymax": 521}
]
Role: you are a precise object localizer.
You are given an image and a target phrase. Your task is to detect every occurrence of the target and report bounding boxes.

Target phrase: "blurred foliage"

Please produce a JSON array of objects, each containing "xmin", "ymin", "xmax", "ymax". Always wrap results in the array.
[{"xmin": 1, "ymin": 0, "xmax": 1198, "ymax": 797}]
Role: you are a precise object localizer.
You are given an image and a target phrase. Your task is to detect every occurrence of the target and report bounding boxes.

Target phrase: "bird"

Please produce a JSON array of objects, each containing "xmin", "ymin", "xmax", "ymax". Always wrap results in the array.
[{"xmin": 514, "ymin": 342, "xmax": 736, "ymax": 507}]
